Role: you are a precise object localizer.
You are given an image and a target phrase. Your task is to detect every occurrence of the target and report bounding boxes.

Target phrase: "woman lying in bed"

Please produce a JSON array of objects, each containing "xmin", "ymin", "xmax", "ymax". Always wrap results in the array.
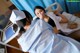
[
  {"xmin": 34, "ymin": 6, "xmax": 68, "ymax": 35},
  {"xmin": 10, "ymin": 10, "xmax": 80, "ymax": 53},
  {"xmin": 34, "ymin": 6, "xmax": 78, "ymax": 34}
]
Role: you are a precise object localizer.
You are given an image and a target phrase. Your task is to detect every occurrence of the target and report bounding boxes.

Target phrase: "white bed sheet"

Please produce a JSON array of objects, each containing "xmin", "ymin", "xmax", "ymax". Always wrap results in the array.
[{"xmin": 60, "ymin": 12, "xmax": 80, "ymax": 34}]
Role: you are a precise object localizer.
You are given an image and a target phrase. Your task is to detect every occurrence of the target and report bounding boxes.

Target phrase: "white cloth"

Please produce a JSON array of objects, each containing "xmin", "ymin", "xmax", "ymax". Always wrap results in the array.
[
  {"xmin": 47, "ymin": 12, "xmax": 80, "ymax": 34},
  {"xmin": 61, "ymin": 12, "xmax": 80, "ymax": 34},
  {"xmin": 46, "ymin": 12, "xmax": 62, "ymax": 30},
  {"xmin": 17, "ymin": 19, "xmax": 80, "ymax": 53}
]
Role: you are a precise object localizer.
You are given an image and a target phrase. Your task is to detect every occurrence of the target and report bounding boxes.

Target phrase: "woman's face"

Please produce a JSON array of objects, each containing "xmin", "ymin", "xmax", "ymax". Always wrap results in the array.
[{"xmin": 35, "ymin": 9, "xmax": 45, "ymax": 19}]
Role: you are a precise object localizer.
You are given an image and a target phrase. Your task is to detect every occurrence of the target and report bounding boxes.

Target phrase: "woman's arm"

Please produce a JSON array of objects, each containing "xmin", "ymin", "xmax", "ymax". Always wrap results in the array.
[
  {"xmin": 53, "ymin": 27, "xmax": 60, "ymax": 34},
  {"xmin": 57, "ymin": 13, "xmax": 68, "ymax": 23},
  {"xmin": 53, "ymin": 10, "xmax": 68, "ymax": 23}
]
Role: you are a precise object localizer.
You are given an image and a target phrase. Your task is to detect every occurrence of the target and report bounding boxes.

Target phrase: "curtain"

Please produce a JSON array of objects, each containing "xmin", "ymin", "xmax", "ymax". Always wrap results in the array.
[
  {"xmin": 56, "ymin": 0, "xmax": 80, "ymax": 13},
  {"xmin": 66, "ymin": 1, "xmax": 80, "ymax": 13},
  {"xmin": 10, "ymin": 0, "xmax": 80, "ymax": 17},
  {"xmin": 10, "ymin": 0, "xmax": 55, "ymax": 17}
]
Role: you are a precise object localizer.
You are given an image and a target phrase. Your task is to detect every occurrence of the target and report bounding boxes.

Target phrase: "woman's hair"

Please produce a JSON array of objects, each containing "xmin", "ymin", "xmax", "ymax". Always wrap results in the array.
[
  {"xmin": 34, "ymin": 6, "xmax": 46, "ymax": 15},
  {"xmin": 19, "ymin": 10, "xmax": 33, "ymax": 26},
  {"xmin": 18, "ymin": 10, "xmax": 33, "ymax": 33}
]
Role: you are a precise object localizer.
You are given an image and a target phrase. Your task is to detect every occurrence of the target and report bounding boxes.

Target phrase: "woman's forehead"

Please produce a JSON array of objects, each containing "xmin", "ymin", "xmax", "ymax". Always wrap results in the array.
[{"xmin": 35, "ymin": 9, "xmax": 43, "ymax": 13}]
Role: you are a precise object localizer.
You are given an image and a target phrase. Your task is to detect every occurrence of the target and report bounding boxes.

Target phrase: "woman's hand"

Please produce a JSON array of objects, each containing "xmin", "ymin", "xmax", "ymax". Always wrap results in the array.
[
  {"xmin": 54, "ymin": 10, "xmax": 68, "ymax": 23},
  {"xmin": 38, "ymin": 11, "xmax": 45, "ymax": 19},
  {"xmin": 39, "ymin": 13, "xmax": 44, "ymax": 19},
  {"xmin": 53, "ymin": 27, "xmax": 60, "ymax": 34},
  {"xmin": 53, "ymin": 10, "xmax": 60, "ymax": 15}
]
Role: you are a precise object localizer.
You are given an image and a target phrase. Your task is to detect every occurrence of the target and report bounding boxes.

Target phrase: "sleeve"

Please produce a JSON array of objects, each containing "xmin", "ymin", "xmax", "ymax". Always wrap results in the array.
[
  {"xmin": 56, "ymin": 16, "xmax": 62, "ymax": 22},
  {"xmin": 46, "ymin": 12, "xmax": 62, "ymax": 30}
]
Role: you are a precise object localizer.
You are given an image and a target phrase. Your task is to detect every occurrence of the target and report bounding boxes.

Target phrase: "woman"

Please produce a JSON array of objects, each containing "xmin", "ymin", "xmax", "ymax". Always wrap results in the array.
[
  {"xmin": 10, "ymin": 10, "xmax": 80, "ymax": 53},
  {"xmin": 34, "ymin": 6, "xmax": 68, "ymax": 34},
  {"xmin": 34, "ymin": 6, "xmax": 68, "ymax": 23}
]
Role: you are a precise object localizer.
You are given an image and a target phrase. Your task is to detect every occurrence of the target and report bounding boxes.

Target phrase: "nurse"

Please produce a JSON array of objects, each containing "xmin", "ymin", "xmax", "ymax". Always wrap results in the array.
[
  {"xmin": 10, "ymin": 10, "xmax": 33, "ymax": 38},
  {"xmin": 10, "ymin": 10, "xmax": 80, "ymax": 53}
]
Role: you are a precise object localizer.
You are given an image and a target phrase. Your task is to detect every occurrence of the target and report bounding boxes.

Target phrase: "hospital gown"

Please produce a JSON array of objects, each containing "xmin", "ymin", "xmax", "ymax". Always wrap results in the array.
[
  {"xmin": 47, "ymin": 12, "xmax": 80, "ymax": 34},
  {"xmin": 17, "ymin": 18, "xmax": 80, "ymax": 53}
]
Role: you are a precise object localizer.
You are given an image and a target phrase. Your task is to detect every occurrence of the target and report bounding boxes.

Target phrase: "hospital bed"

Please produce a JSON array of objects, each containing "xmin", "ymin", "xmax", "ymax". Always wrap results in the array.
[
  {"xmin": 45, "ymin": 2, "xmax": 80, "ymax": 34},
  {"xmin": 33, "ymin": 2, "xmax": 80, "ymax": 34},
  {"xmin": 0, "ymin": 2, "xmax": 80, "ymax": 52},
  {"xmin": 0, "ymin": 22, "xmax": 22, "ymax": 52},
  {"xmin": 2, "ymin": 24, "xmax": 20, "ymax": 43}
]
